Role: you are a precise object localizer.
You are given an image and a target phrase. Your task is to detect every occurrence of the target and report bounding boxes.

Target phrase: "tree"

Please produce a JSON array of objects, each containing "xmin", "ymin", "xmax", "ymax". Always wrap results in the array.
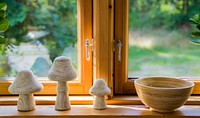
[
  {"xmin": 4, "ymin": 0, "xmax": 77, "ymax": 60},
  {"xmin": 190, "ymin": 14, "xmax": 200, "ymax": 44},
  {"xmin": 129, "ymin": 0, "xmax": 200, "ymax": 30},
  {"xmin": 0, "ymin": 2, "xmax": 9, "ymax": 55}
]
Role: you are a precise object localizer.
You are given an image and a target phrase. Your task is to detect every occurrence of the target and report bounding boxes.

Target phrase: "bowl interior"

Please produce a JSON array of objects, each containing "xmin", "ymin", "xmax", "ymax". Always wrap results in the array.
[{"xmin": 135, "ymin": 77, "xmax": 194, "ymax": 89}]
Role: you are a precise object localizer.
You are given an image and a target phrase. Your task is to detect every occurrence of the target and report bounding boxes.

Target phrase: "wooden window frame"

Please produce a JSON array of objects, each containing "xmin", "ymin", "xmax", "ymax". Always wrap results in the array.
[
  {"xmin": 0, "ymin": 0, "xmax": 93, "ymax": 95},
  {"xmin": 114, "ymin": 0, "xmax": 200, "ymax": 95},
  {"xmin": 93, "ymin": 0, "xmax": 114, "ymax": 98},
  {"xmin": 1, "ymin": 0, "xmax": 200, "ymax": 98},
  {"xmin": 1, "ymin": 1, "xmax": 200, "ymax": 117}
]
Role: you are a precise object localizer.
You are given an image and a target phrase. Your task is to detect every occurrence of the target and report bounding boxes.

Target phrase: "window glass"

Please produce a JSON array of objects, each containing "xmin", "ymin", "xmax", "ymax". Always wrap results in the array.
[
  {"xmin": 0, "ymin": 0, "xmax": 77, "ymax": 79},
  {"xmin": 128, "ymin": 0, "xmax": 200, "ymax": 78}
]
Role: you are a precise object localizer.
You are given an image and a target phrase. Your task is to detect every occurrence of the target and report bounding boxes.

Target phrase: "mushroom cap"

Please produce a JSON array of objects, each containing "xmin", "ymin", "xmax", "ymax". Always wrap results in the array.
[
  {"xmin": 8, "ymin": 69, "xmax": 43, "ymax": 94},
  {"xmin": 89, "ymin": 78, "xmax": 111, "ymax": 96},
  {"xmin": 48, "ymin": 56, "xmax": 77, "ymax": 82}
]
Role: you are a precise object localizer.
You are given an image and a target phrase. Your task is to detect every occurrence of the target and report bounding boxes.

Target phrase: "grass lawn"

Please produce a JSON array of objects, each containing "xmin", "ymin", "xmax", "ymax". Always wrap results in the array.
[{"xmin": 128, "ymin": 29, "xmax": 200, "ymax": 77}]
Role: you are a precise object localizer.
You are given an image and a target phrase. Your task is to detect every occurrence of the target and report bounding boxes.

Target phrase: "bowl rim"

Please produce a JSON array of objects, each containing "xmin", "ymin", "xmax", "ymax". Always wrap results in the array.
[{"xmin": 134, "ymin": 76, "xmax": 195, "ymax": 90}]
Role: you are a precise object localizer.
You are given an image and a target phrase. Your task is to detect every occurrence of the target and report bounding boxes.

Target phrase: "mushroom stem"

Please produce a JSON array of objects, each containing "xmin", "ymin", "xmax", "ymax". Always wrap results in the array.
[
  {"xmin": 17, "ymin": 94, "xmax": 35, "ymax": 111},
  {"xmin": 55, "ymin": 82, "xmax": 70, "ymax": 111},
  {"xmin": 93, "ymin": 96, "xmax": 106, "ymax": 110}
]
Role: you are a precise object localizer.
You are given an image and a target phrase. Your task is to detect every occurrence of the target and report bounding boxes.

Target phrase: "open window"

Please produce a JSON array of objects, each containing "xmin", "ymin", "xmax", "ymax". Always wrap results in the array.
[
  {"xmin": 1, "ymin": 0, "xmax": 200, "ymax": 98},
  {"xmin": 0, "ymin": 0, "xmax": 93, "ymax": 95},
  {"xmin": 114, "ymin": 0, "xmax": 200, "ymax": 95}
]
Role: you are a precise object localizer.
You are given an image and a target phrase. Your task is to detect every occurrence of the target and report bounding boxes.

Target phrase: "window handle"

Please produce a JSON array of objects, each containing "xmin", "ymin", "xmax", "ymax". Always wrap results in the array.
[
  {"xmin": 85, "ymin": 39, "xmax": 90, "ymax": 61},
  {"xmin": 85, "ymin": 39, "xmax": 93, "ymax": 61},
  {"xmin": 117, "ymin": 40, "xmax": 122, "ymax": 61}
]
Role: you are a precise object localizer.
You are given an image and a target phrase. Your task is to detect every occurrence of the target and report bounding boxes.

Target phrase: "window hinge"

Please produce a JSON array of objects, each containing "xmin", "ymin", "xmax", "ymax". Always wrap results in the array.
[
  {"xmin": 91, "ymin": 39, "xmax": 94, "ymax": 52},
  {"xmin": 113, "ymin": 39, "xmax": 116, "ymax": 52}
]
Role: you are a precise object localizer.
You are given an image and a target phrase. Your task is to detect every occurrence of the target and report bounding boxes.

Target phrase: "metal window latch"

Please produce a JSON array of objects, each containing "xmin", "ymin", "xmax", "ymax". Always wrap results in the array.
[
  {"xmin": 117, "ymin": 40, "xmax": 122, "ymax": 61},
  {"xmin": 85, "ymin": 39, "xmax": 93, "ymax": 61}
]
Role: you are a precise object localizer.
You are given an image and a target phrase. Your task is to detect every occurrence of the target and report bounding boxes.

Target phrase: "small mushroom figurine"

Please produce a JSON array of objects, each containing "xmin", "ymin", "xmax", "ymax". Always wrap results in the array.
[
  {"xmin": 8, "ymin": 69, "xmax": 43, "ymax": 111},
  {"xmin": 89, "ymin": 78, "xmax": 111, "ymax": 110},
  {"xmin": 48, "ymin": 56, "xmax": 77, "ymax": 111}
]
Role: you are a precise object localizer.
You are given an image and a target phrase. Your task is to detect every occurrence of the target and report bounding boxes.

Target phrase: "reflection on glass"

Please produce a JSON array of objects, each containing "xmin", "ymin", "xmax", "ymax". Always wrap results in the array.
[
  {"xmin": 128, "ymin": 0, "xmax": 200, "ymax": 78},
  {"xmin": 0, "ymin": 0, "xmax": 77, "ymax": 79}
]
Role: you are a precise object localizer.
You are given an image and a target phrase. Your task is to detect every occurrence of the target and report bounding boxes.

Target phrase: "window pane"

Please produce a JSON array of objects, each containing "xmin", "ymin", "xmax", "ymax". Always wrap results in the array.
[
  {"xmin": 128, "ymin": 0, "xmax": 200, "ymax": 78},
  {"xmin": 0, "ymin": 0, "xmax": 77, "ymax": 79}
]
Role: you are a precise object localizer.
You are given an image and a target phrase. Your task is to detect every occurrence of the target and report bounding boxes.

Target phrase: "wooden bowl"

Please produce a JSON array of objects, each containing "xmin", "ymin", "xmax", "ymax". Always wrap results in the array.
[{"xmin": 134, "ymin": 77, "xmax": 194, "ymax": 113}]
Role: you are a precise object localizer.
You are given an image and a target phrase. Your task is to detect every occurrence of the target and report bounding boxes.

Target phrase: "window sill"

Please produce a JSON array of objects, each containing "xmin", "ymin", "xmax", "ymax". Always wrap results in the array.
[
  {"xmin": 1, "ymin": 96, "xmax": 200, "ymax": 117},
  {"xmin": 0, "ymin": 105, "xmax": 200, "ymax": 118},
  {"xmin": 0, "ymin": 96, "xmax": 200, "ymax": 105}
]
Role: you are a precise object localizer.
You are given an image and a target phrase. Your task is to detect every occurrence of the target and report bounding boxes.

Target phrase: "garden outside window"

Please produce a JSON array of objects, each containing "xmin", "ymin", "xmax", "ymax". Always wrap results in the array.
[{"xmin": 0, "ymin": 0, "xmax": 93, "ymax": 95}]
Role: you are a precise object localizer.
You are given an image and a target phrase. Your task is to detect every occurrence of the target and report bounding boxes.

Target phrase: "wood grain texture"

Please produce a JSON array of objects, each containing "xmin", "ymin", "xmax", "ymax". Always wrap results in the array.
[
  {"xmin": 1, "ymin": 96, "xmax": 200, "ymax": 105},
  {"xmin": 0, "ymin": 105, "xmax": 200, "ymax": 118},
  {"xmin": 114, "ymin": 0, "xmax": 129, "ymax": 94},
  {"xmin": 1, "ymin": 79, "xmax": 200, "ymax": 95},
  {"xmin": 0, "ymin": 80, "xmax": 85, "ymax": 95},
  {"xmin": 93, "ymin": 0, "xmax": 114, "ymax": 98},
  {"xmin": 122, "ymin": 79, "xmax": 200, "ymax": 95},
  {"xmin": 77, "ymin": 0, "xmax": 93, "ymax": 94},
  {"xmin": 134, "ymin": 77, "xmax": 194, "ymax": 113},
  {"xmin": 113, "ymin": 0, "xmax": 200, "ymax": 96}
]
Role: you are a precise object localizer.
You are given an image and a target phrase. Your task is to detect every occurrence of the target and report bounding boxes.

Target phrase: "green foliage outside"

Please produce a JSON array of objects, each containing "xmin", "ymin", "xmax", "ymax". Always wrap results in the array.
[
  {"xmin": 129, "ymin": 0, "xmax": 200, "ymax": 30},
  {"xmin": 0, "ymin": 2, "xmax": 9, "ymax": 76},
  {"xmin": 128, "ymin": 0, "xmax": 200, "ymax": 77},
  {"xmin": 0, "ymin": 2, "xmax": 9, "ymax": 55},
  {"xmin": 0, "ymin": 0, "xmax": 77, "ymax": 77},
  {"xmin": 4, "ymin": 0, "xmax": 77, "ymax": 60},
  {"xmin": 190, "ymin": 14, "xmax": 200, "ymax": 44},
  {"xmin": 1, "ymin": 0, "xmax": 200, "ymax": 77}
]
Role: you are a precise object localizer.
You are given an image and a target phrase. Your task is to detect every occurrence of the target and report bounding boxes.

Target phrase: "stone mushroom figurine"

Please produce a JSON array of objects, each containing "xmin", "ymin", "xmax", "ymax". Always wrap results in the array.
[
  {"xmin": 48, "ymin": 56, "xmax": 77, "ymax": 111},
  {"xmin": 89, "ymin": 78, "xmax": 111, "ymax": 110},
  {"xmin": 8, "ymin": 69, "xmax": 43, "ymax": 112}
]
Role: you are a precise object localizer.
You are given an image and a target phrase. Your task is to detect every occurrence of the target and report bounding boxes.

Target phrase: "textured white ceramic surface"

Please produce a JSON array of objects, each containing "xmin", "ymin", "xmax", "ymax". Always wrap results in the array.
[
  {"xmin": 48, "ymin": 56, "xmax": 77, "ymax": 111},
  {"xmin": 89, "ymin": 78, "xmax": 111, "ymax": 110},
  {"xmin": 8, "ymin": 69, "xmax": 43, "ymax": 111}
]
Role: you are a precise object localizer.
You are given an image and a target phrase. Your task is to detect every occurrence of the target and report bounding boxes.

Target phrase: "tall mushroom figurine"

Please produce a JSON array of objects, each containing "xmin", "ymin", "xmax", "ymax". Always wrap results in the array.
[
  {"xmin": 48, "ymin": 56, "xmax": 77, "ymax": 111},
  {"xmin": 89, "ymin": 78, "xmax": 111, "ymax": 110},
  {"xmin": 8, "ymin": 69, "xmax": 43, "ymax": 111}
]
